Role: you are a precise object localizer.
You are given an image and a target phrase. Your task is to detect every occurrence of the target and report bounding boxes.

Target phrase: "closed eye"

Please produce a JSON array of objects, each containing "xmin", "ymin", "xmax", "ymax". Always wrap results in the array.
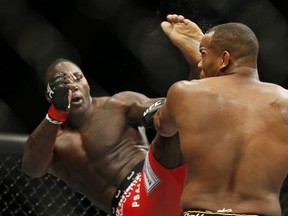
[{"xmin": 73, "ymin": 72, "xmax": 83, "ymax": 81}]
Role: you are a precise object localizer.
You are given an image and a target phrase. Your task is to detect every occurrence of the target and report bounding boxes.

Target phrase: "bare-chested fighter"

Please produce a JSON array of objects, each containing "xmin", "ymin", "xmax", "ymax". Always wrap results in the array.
[
  {"xmin": 152, "ymin": 15, "xmax": 288, "ymax": 216},
  {"xmin": 22, "ymin": 15, "xmax": 203, "ymax": 216}
]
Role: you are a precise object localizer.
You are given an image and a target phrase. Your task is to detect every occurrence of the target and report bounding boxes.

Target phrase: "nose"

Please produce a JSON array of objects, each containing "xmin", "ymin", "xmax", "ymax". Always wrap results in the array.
[
  {"xmin": 72, "ymin": 85, "xmax": 79, "ymax": 92},
  {"xmin": 197, "ymin": 61, "xmax": 202, "ymax": 70}
]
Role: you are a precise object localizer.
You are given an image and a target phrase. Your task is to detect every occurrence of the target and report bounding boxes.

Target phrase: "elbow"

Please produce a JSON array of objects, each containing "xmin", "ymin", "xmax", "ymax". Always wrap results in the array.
[
  {"xmin": 155, "ymin": 119, "xmax": 178, "ymax": 137},
  {"xmin": 157, "ymin": 128, "xmax": 178, "ymax": 138},
  {"xmin": 21, "ymin": 159, "xmax": 47, "ymax": 178}
]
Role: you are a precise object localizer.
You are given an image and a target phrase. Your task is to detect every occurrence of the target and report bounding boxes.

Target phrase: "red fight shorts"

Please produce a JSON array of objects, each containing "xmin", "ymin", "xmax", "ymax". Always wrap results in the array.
[{"xmin": 113, "ymin": 147, "xmax": 186, "ymax": 216}]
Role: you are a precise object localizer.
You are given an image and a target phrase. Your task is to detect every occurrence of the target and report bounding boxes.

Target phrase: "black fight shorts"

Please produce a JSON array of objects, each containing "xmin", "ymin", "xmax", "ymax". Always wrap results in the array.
[{"xmin": 182, "ymin": 210, "xmax": 260, "ymax": 216}]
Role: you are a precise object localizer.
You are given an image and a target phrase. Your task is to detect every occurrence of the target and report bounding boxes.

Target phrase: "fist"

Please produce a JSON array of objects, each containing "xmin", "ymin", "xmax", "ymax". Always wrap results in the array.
[
  {"xmin": 142, "ymin": 98, "xmax": 166, "ymax": 130},
  {"xmin": 46, "ymin": 72, "xmax": 70, "ymax": 110}
]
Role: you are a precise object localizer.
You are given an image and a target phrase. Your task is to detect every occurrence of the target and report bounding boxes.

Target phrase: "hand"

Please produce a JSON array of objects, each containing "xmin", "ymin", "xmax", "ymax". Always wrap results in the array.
[
  {"xmin": 46, "ymin": 72, "xmax": 70, "ymax": 110},
  {"xmin": 142, "ymin": 98, "xmax": 166, "ymax": 130}
]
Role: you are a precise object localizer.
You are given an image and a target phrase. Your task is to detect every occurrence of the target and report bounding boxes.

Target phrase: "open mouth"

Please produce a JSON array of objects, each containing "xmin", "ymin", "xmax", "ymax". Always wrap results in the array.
[{"xmin": 71, "ymin": 96, "xmax": 82, "ymax": 105}]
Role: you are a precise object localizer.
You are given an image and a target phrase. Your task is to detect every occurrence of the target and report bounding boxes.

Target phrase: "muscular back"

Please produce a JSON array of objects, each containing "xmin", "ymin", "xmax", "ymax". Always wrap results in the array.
[
  {"xmin": 50, "ymin": 92, "xmax": 150, "ymax": 214},
  {"xmin": 168, "ymin": 74, "xmax": 288, "ymax": 215}
]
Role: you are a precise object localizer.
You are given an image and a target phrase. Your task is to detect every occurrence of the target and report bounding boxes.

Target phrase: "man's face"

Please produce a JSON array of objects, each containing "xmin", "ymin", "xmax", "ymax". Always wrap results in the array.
[
  {"xmin": 48, "ymin": 61, "xmax": 91, "ymax": 114},
  {"xmin": 198, "ymin": 32, "xmax": 223, "ymax": 79}
]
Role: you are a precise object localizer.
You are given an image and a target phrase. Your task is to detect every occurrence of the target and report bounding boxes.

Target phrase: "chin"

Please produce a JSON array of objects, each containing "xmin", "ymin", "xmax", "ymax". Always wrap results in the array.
[{"xmin": 70, "ymin": 106, "xmax": 85, "ymax": 114}]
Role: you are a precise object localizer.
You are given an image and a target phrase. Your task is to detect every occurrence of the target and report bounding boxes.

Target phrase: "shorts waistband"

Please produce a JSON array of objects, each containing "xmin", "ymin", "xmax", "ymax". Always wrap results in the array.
[
  {"xmin": 111, "ymin": 160, "xmax": 144, "ymax": 216},
  {"xmin": 182, "ymin": 210, "xmax": 260, "ymax": 216}
]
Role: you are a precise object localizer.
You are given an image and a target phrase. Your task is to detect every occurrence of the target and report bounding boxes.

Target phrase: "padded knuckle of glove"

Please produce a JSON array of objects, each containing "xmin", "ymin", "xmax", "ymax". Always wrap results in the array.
[
  {"xmin": 142, "ymin": 98, "xmax": 166, "ymax": 130},
  {"xmin": 46, "ymin": 72, "xmax": 70, "ymax": 110}
]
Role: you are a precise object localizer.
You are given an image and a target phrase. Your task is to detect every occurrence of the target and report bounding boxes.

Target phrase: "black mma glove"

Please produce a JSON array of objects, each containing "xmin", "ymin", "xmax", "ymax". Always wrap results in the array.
[
  {"xmin": 142, "ymin": 98, "xmax": 166, "ymax": 130},
  {"xmin": 47, "ymin": 72, "xmax": 70, "ymax": 110},
  {"xmin": 46, "ymin": 72, "xmax": 70, "ymax": 124}
]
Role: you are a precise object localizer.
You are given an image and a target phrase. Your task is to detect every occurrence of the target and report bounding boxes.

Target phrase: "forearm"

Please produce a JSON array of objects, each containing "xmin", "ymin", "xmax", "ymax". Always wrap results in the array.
[
  {"xmin": 154, "ymin": 106, "xmax": 178, "ymax": 137},
  {"xmin": 22, "ymin": 72, "xmax": 72, "ymax": 177},
  {"xmin": 22, "ymin": 118, "xmax": 58, "ymax": 177},
  {"xmin": 129, "ymin": 97, "xmax": 165, "ymax": 125}
]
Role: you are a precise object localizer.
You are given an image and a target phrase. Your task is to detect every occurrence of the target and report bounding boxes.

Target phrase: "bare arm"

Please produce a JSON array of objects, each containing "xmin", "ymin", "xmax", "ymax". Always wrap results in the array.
[
  {"xmin": 22, "ymin": 118, "xmax": 59, "ymax": 177},
  {"xmin": 22, "ymin": 72, "xmax": 74, "ymax": 177},
  {"xmin": 154, "ymin": 83, "xmax": 179, "ymax": 137},
  {"xmin": 114, "ymin": 91, "xmax": 165, "ymax": 126}
]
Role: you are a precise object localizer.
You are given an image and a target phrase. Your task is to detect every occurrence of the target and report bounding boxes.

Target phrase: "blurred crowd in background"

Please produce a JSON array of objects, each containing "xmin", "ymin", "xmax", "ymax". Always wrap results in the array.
[{"xmin": 0, "ymin": 0, "xmax": 287, "ymax": 135}]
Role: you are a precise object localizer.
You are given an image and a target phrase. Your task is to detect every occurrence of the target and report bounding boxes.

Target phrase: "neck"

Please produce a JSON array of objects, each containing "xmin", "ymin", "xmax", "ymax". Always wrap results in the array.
[
  {"xmin": 65, "ymin": 97, "xmax": 93, "ymax": 129},
  {"xmin": 222, "ymin": 66, "xmax": 259, "ymax": 80}
]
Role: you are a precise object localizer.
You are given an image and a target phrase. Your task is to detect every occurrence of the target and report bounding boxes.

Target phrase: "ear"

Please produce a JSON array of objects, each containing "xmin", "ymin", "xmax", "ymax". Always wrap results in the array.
[{"xmin": 219, "ymin": 51, "xmax": 230, "ymax": 72}]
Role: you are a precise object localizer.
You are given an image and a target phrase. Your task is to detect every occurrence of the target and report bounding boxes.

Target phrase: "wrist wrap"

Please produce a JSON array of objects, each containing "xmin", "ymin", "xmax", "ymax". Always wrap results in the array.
[
  {"xmin": 46, "ymin": 104, "xmax": 69, "ymax": 124},
  {"xmin": 142, "ymin": 98, "xmax": 166, "ymax": 130}
]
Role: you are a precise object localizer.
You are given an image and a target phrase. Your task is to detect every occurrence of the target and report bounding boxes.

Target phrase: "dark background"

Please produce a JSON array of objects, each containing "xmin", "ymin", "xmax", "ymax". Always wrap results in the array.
[{"xmin": 0, "ymin": 0, "xmax": 288, "ymax": 134}]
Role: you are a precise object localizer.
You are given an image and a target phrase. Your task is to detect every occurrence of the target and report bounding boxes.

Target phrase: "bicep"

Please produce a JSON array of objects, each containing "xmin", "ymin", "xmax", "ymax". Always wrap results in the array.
[
  {"xmin": 154, "ymin": 84, "xmax": 180, "ymax": 137},
  {"xmin": 115, "ymin": 91, "xmax": 162, "ymax": 124}
]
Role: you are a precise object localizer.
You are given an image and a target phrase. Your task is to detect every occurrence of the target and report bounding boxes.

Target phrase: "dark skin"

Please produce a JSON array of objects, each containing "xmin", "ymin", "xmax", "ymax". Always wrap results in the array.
[
  {"xmin": 21, "ymin": 60, "xmax": 184, "ymax": 214},
  {"xmin": 22, "ymin": 14, "xmax": 204, "ymax": 215},
  {"xmin": 155, "ymin": 20, "xmax": 288, "ymax": 216}
]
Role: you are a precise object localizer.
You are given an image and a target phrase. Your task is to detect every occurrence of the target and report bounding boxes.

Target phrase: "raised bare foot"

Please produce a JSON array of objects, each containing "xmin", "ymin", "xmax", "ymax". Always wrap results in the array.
[{"xmin": 161, "ymin": 14, "xmax": 204, "ymax": 79}]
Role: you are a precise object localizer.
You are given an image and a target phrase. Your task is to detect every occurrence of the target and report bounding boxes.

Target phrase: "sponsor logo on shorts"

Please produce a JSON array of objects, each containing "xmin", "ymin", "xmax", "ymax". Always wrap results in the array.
[
  {"xmin": 116, "ymin": 173, "xmax": 142, "ymax": 216},
  {"xmin": 115, "ymin": 190, "xmax": 121, "ymax": 199},
  {"xmin": 127, "ymin": 171, "xmax": 135, "ymax": 180},
  {"xmin": 143, "ymin": 154, "xmax": 160, "ymax": 194}
]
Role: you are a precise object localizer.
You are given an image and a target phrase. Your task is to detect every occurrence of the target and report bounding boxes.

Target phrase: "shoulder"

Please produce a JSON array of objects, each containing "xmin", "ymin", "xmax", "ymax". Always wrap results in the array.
[
  {"xmin": 260, "ymin": 82, "xmax": 288, "ymax": 100},
  {"xmin": 166, "ymin": 79, "xmax": 219, "ymax": 107},
  {"xmin": 171, "ymin": 79, "xmax": 202, "ymax": 89},
  {"xmin": 167, "ymin": 79, "xmax": 201, "ymax": 97},
  {"xmin": 112, "ymin": 91, "xmax": 150, "ymax": 101},
  {"xmin": 93, "ymin": 91, "xmax": 151, "ymax": 109}
]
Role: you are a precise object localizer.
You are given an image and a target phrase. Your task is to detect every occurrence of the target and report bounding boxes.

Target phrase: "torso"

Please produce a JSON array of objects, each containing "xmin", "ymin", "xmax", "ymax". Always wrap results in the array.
[
  {"xmin": 49, "ymin": 96, "xmax": 148, "ymax": 214},
  {"xmin": 171, "ymin": 73, "xmax": 288, "ymax": 215}
]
